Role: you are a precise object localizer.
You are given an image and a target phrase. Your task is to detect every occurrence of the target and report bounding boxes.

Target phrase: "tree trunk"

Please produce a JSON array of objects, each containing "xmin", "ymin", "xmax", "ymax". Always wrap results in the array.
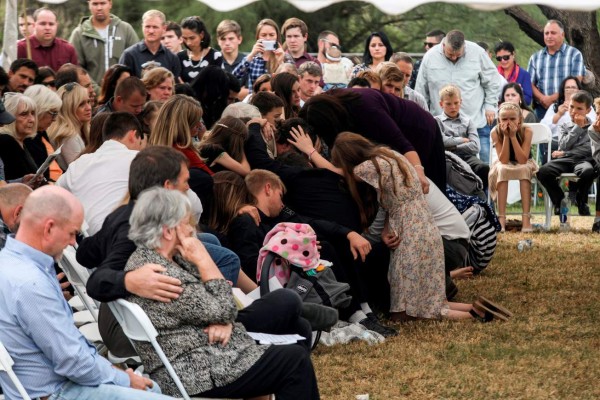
[{"xmin": 506, "ymin": 7, "xmax": 600, "ymax": 96}]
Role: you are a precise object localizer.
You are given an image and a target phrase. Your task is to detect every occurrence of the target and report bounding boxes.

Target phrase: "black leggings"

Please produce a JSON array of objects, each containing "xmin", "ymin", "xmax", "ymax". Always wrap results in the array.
[{"xmin": 197, "ymin": 344, "xmax": 320, "ymax": 399}]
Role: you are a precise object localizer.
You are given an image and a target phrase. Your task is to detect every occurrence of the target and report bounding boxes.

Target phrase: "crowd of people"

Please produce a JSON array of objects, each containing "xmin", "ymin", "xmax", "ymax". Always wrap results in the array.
[{"xmin": 1, "ymin": 2, "xmax": 600, "ymax": 399}]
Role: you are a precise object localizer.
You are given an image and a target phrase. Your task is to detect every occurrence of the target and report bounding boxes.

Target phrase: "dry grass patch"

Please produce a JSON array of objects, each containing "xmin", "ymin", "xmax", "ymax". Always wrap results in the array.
[{"xmin": 313, "ymin": 216, "xmax": 600, "ymax": 400}]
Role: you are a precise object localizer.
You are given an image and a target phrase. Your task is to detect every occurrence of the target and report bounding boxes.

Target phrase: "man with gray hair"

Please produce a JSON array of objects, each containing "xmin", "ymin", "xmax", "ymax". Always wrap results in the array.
[
  {"xmin": 390, "ymin": 52, "xmax": 428, "ymax": 111},
  {"xmin": 416, "ymin": 29, "xmax": 501, "ymax": 163},
  {"xmin": 119, "ymin": 10, "xmax": 180, "ymax": 79},
  {"xmin": 297, "ymin": 61, "xmax": 322, "ymax": 104},
  {"xmin": 0, "ymin": 183, "xmax": 32, "ymax": 249},
  {"xmin": 0, "ymin": 185, "xmax": 172, "ymax": 399}
]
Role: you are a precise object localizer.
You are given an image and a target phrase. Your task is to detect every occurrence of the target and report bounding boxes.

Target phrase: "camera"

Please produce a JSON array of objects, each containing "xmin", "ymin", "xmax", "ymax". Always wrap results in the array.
[{"xmin": 262, "ymin": 40, "xmax": 277, "ymax": 51}]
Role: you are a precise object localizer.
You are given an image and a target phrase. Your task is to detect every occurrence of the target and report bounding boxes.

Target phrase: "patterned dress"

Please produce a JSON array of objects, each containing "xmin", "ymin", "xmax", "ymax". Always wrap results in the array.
[{"xmin": 354, "ymin": 152, "xmax": 448, "ymax": 319}]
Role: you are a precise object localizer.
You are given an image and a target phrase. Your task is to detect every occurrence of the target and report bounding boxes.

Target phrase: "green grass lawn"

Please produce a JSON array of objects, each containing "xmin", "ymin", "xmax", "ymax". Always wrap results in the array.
[{"xmin": 313, "ymin": 217, "xmax": 600, "ymax": 399}]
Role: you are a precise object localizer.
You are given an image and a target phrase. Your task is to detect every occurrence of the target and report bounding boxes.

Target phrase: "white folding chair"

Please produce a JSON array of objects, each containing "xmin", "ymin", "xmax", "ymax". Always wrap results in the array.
[
  {"xmin": 108, "ymin": 299, "xmax": 191, "ymax": 400},
  {"xmin": 527, "ymin": 123, "xmax": 553, "ymax": 230},
  {"xmin": 60, "ymin": 246, "xmax": 99, "ymax": 322},
  {"xmin": 0, "ymin": 341, "xmax": 32, "ymax": 400}
]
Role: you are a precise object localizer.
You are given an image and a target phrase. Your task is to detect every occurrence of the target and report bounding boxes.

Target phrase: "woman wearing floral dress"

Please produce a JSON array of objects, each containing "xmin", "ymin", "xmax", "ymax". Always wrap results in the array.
[{"xmin": 289, "ymin": 129, "xmax": 510, "ymax": 322}]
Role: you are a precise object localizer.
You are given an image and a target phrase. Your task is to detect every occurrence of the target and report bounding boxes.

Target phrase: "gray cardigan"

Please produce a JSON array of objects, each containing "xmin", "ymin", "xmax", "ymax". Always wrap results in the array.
[{"xmin": 124, "ymin": 247, "xmax": 268, "ymax": 396}]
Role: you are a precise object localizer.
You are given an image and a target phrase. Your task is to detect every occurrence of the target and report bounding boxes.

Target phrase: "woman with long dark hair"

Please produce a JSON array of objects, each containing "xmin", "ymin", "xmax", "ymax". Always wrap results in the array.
[
  {"xmin": 189, "ymin": 66, "xmax": 229, "ymax": 129},
  {"xmin": 97, "ymin": 64, "xmax": 132, "ymax": 105},
  {"xmin": 499, "ymin": 82, "xmax": 536, "ymax": 123},
  {"xmin": 351, "ymin": 31, "xmax": 394, "ymax": 78},
  {"xmin": 494, "ymin": 41, "xmax": 533, "ymax": 105},
  {"xmin": 271, "ymin": 72, "xmax": 301, "ymax": 119}
]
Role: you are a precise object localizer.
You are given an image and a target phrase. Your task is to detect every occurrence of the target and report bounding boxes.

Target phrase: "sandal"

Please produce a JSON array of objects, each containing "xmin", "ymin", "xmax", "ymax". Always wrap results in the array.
[
  {"xmin": 469, "ymin": 302, "xmax": 494, "ymax": 323},
  {"xmin": 497, "ymin": 215, "xmax": 506, "ymax": 233},
  {"xmin": 478, "ymin": 296, "xmax": 513, "ymax": 319},
  {"xmin": 521, "ymin": 213, "xmax": 533, "ymax": 233},
  {"xmin": 473, "ymin": 300, "xmax": 509, "ymax": 322}
]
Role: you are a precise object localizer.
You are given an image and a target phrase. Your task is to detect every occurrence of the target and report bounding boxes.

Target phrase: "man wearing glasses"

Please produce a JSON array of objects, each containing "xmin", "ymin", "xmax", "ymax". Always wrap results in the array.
[
  {"xmin": 316, "ymin": 30, "xmax": 354, "ymax": 72},
  {"xmin": 408, "ymin": 29, "xmax": 445, "ymax": 89}
]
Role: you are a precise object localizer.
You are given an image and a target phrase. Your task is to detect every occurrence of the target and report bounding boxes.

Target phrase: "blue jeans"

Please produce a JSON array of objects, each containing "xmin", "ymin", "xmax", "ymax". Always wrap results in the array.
[
  {"xmin": 49, "ymin": 381, "xmax": 171, "ymax": 400},
  {"xmin": 477, "ymin": 125, "xmax": 492, "ymax": 164},
  {"xmin": 198, "ymin": 233, "xmax": 240, "ymax": 285}
]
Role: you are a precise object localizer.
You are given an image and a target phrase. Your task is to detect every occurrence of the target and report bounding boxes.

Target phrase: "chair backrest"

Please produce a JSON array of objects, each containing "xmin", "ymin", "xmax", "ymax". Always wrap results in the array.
[
  {"xmin": 525, "ymin": 123, "xmax": 552, "ymax": 164},
  {"xmin": 108, "ymin": 299, "xmax": 191, "ymax": 400},
  {"xmin": 0, "ymin": 341, "xmax": 32, "ymax": 400},
  {"xmin": 60, "ymin": 246, "xmax": 99, "ymax": 321}
]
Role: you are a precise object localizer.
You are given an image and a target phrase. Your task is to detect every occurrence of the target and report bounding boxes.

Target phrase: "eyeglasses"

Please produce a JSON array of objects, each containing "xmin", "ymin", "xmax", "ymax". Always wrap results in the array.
[
  {"xmin": 495, "ymin": 55, "xmax": 511, "ymax": 61},
  {"xmin": 320, "ymin": 38, "xmax": 341, "ymax": 49},
  {"xmin": 424, "ymin": 42, "xmax": 437, "ymax": 48}
]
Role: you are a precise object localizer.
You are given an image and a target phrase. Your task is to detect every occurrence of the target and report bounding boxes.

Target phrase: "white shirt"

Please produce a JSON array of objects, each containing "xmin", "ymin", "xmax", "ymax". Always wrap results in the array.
[
  {"xmin": 425, "ymin": 179, "xmax": 471, "ymax": 241},
  {"xmin": 57, "ymin": 140, "xmax": 137, "ymax": 235}
]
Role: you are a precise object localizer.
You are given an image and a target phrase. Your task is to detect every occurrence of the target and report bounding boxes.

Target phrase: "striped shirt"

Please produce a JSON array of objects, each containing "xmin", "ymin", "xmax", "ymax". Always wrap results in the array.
[{"xmin": 527, "ymin": 43, "xmax": 585, "ymax": 98}]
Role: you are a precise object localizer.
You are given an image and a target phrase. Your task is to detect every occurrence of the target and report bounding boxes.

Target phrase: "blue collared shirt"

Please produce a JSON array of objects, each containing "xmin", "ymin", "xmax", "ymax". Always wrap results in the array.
[
  {"xmin": 232, "ymin": 55, "xmax": 268, "ymax": 93},
  {"xmin": 0, "ymin": 236, "xmax": 129, "ymax": 400},
  {"xmin": 527, "ymin": 43, "xmax": 585, "ymax": 99}
]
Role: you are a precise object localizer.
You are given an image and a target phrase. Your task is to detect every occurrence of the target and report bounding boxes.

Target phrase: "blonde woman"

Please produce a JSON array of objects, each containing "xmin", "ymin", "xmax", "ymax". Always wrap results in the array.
[
  {"xmin": 48, "ymin": 83, "xmax": 92, "ymax": 169},
  {"xmin": 489, "ymin": 102, "xmax": 538, "ymax": 232},
  {"xmin": 141, "ymin": 67, "xmax": 174, "ymax": 101}
]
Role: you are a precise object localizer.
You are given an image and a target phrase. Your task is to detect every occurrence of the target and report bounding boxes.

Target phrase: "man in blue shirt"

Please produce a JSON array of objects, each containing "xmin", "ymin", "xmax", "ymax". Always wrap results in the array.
[
  {"xmin": 0, "ymin": 185, "xmax": 172, "ymax": 400},
  {"xmin": 527, "ymin": 19, "xmax": 585, "ymax": 120}
]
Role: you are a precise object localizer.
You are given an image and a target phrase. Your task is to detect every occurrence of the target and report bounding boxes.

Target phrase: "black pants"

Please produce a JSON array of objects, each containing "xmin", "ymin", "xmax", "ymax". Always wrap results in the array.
[
  {"xmin": 197, "ymin": 344, "xmax": 320, "ymax": 399},
  {"xmin": 536, "ymin": 157, "xmax": 597, "ymax": 206},
  {"xmin": 442, "ymin": 237, "xmax": 469, "ymax": 274},
  {"xmin": 237, "ymin": 289, "xmax": 312, "ymax": 352},
  {"xmin": 99, "ymin": 290, "xmax": 312, "ymax": 357},
  {"xmin": 461, "ymin": 155, "xmax": 490, "ymax": 190}
]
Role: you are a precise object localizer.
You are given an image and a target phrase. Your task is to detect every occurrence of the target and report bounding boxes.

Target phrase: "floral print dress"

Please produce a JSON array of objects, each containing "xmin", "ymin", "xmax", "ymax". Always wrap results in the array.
[{"xmin": 354, "ymin": 152, "xmax": 448, "ymax": 319}]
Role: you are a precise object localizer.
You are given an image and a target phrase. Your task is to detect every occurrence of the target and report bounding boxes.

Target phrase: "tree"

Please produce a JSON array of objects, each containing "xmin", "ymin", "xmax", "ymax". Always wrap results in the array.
[{"xmin": 505, "ymin": 6, "xmax": 600, "ymax": 95}]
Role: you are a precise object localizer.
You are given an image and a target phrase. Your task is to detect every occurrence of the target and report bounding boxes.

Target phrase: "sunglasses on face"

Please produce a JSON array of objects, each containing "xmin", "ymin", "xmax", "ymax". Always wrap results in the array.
[
  {"xmin": 496, "ymin": 55, "xmax": 511, "ymax": 61},
  {"xmin": 43, "ymin": 80, "xmax": 56, "ymax": 88},
  {"xmin": 424, "ymin": 42, "xmax": 437, "ymax": 48}
]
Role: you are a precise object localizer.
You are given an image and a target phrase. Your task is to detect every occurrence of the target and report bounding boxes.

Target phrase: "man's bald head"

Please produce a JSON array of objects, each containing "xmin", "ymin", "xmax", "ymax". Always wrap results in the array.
[
  {"xmin": 17, "ymin": 186, "xmax": 84, "ymax": 260},
  {"xmin": 20, "ymin": 186, "xmax": 82, "ymax": 225},
  {"xmin": 0, "ymin": 183, "xmax": 33, "ymax": 232}
]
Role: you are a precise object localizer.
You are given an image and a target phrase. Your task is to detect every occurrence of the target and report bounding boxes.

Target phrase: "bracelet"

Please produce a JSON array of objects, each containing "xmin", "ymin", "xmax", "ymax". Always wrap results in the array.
[
  {"xmin": 308, "ymin": 148, "xmax": 317, "ymax": 160},
  {"xmin": 413, "ymin": 164, "xmax": 425, "ymax": 170}
]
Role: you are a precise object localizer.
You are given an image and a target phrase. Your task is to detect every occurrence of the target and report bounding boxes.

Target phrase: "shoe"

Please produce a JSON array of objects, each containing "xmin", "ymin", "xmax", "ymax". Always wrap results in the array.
[
  {"xmin": 477, "ymin": 296, "xmax": 513, "ymax": 319},
  {"xmin": 358, "ymin": 317, "xmax": 398, "ymax": 337},
  {"xmin": 577, "ymin": 202, "xmax": 591, "ymax": 216},
  {"xmin": 301, "ymin": 303, "xmax": 339, "ymax": 331},
  {"xmin": 592, "ymin": 220, "xmax": 600, "ymax": 233},
  {"xmin": 469, "ymin": 303, "xmax": 494, "ymax": 323}
]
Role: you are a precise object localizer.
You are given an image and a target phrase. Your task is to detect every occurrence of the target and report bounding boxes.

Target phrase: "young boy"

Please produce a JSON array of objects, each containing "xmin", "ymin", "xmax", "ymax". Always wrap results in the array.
[
  {"xmin": 249, "ymin": 91, "xmax": 284, "ymax": 158},
  {"xmin": 435, "ymin": 85, "xmax": 489, "ymax": 189},
  {"xmin": 161, "ymin": 21, "xmax": 183, "ymax": 54},
  {"xmin": 378, "ymin": 63, "xmax": 405, "ymax": 98},
  {"xmin": 538, "ymin": 90, "xmax": 598, "ymax": 216},
  {"xmin": 216, "ymin": 19, "xmax": 248, "ymax": 100},
  {"xmin": 588, "ymin": 98, "xmax": 600, "ymax": 232}
]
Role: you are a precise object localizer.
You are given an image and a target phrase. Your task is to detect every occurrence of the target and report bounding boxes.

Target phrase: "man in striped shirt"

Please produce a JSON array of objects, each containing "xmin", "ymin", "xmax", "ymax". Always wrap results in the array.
[{"xmin": 527, "ymin": 19, "xmax": 585, "ymax": 119}]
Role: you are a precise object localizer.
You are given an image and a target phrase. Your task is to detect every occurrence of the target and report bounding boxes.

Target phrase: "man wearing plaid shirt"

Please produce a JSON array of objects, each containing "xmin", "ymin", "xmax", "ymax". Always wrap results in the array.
[{"xmin": 527, "ymin": 19, "xmax": 585, "ymax": 119}]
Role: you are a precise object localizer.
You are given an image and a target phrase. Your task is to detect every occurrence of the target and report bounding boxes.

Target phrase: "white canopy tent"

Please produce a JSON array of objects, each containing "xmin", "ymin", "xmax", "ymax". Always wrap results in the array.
[
  {"xmin": 2, "ymin": 0, "xmax": 599, "ymax": 69},
  {"xmin": 194, "ymin": 0, "xmax": 599, "ymax": 13}
]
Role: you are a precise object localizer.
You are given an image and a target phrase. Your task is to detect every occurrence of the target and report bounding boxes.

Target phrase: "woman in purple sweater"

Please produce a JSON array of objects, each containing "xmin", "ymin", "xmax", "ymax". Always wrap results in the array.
[{"xmin": 299, "ymin": 88, "xmax": 446, "ymax": 193}]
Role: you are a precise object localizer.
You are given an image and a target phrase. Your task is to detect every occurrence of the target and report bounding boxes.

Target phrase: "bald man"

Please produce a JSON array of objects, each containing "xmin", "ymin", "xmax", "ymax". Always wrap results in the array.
[
  {"xmin": 0, "ymin": 183, "xmax": 32, "ymax": 249},
  {"xmin": 0, "ymin": 186, "xmax": 172, "ymax": 400}
]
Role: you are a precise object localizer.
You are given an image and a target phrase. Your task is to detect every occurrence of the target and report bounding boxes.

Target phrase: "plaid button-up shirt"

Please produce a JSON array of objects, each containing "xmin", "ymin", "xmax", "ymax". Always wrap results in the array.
[{"xmin": 527, "ymin": 43, "xmax": 585, "ymax": 99}]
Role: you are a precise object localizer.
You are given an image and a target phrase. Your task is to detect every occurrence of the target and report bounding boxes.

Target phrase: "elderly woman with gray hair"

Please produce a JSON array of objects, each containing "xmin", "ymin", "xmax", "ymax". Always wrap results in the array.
[{"xmin": 125, "ymin": 187, "xmax": 320, "ymax": 399}]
